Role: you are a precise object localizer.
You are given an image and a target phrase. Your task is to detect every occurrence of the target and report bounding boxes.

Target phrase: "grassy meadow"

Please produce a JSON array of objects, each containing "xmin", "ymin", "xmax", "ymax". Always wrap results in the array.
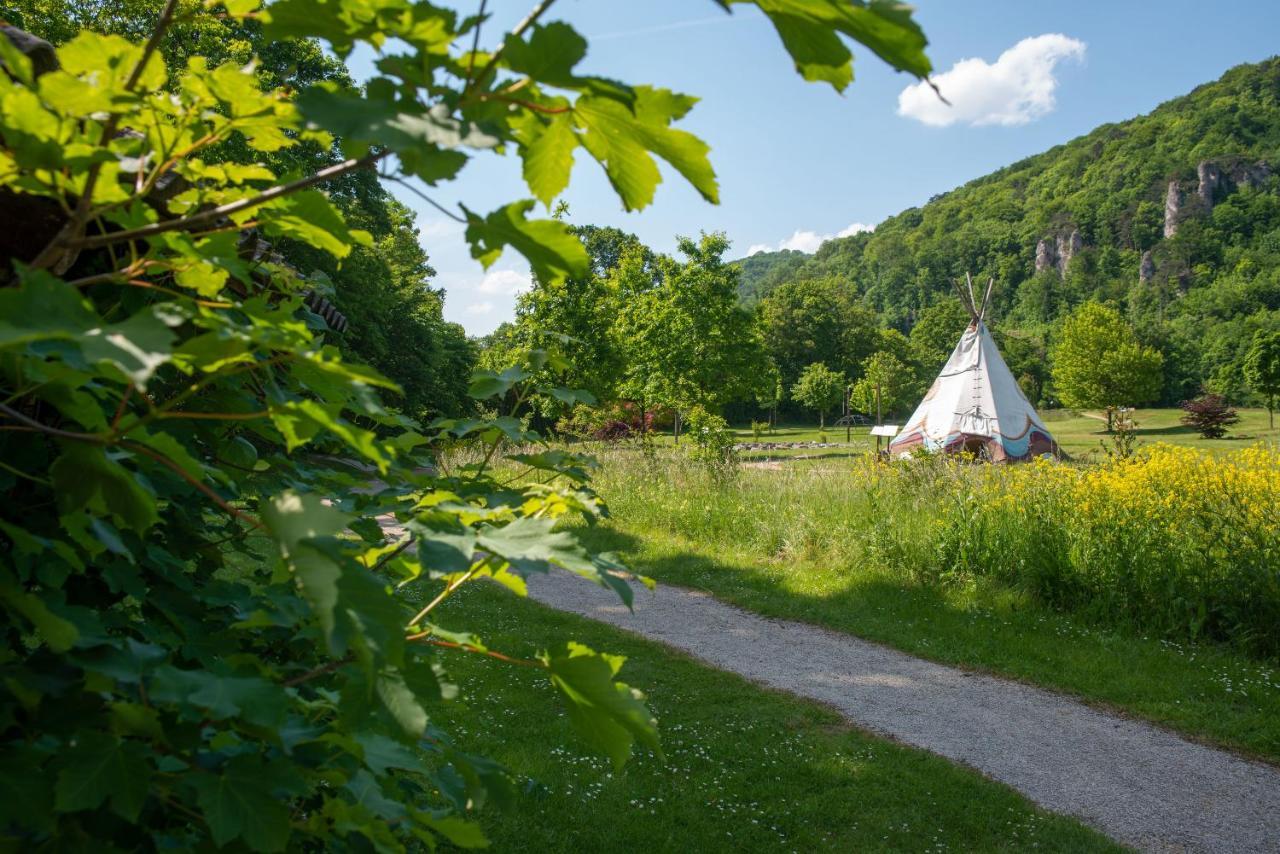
[
  {"xmin": 426, "ymin": 583, "xmax": 1119, "ymax": 852},
  {"xmin": 577, "ymin": 433, "xmax": 1280, "ymax": 761}
]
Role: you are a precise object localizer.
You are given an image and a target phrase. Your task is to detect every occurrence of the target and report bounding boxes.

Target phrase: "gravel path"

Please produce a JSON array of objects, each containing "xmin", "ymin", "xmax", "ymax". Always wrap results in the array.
[{"xmin": 526, "ymin": 571, "xmax": 1280, "ymax": 853}]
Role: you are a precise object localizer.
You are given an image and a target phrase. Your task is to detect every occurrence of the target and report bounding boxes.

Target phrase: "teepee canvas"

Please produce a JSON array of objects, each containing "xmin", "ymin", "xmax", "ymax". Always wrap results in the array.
[{"xmin": 889, "ymin": 275, "xmax": 1059, "ymax": 462}]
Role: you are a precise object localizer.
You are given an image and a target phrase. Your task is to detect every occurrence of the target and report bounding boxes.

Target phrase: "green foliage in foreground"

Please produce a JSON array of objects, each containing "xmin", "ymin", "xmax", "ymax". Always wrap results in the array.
[
  {"xmin": 434, "ymin": 583, "xmax": 1120, "ymax": 853},
  {"xmin": 0, "ymin": 0, "xmax": 937, "ymax": 848},
  {"xmin": 583, "ymin": 447, "xmax": 1280, "ymax": 760}
]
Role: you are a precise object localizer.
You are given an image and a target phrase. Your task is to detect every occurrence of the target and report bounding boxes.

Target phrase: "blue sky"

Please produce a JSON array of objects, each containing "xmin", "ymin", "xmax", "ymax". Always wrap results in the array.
[{"xmin": 348, "ymin": 1, "xmax": 1280, "ymax": 335}]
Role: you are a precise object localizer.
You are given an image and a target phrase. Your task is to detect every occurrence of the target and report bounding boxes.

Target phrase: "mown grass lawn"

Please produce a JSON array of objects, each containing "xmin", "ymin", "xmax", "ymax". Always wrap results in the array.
[
  {"xmin": 652, "ymin": 407, "xmax": 1279, "ymax": 462},
  {"xmin": 429, "ymin": 583, "xmax": 1120, "ymax": 853}
]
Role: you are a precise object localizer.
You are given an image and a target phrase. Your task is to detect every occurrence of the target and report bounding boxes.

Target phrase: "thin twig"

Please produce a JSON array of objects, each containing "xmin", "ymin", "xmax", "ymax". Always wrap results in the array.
[
  {"xmin": 110, "ymin": 385, "xmax": 135, "ymax": 430},
  {"xmin": 126, "ymin": 0, "xmax": 183, "ymax": 92},
  {"xmin": 406, "ymin": 563, "xmax": 482, "ymax": 627},
  {"xmin": 406, "ymin": 636, "xmax": 544, "ymax": 669},
  {"xmin": 0, "ymin": 458, "xmax": 52, "ymax": 485},
  {"xmin": 483, "ymin": 94, "xmax": 570, "ymax": 115},
  {"xmin": 156, "ymin": 409, "xmax": 270, "ymax": 422},
  {"xmin": 462, "ymin": 0, "xmax": 489, "ymax": 92},
  {"xmin": 367, "ymin": 537, "xmax": 413, "ymax": 572},
  {"xmin": 0, "ymin": 403, "xmax": 106, "ymax": 443},
  {"xmin": 283, "ymin": 655, "xmax": 353, "ymax": 687},
  {"xmin": 378, "ymin": 175, "xmax": 467, "ymax": 223},
  {"xmin": 121, "ymin": 440, "xmax": 262, "ymax": 529}
]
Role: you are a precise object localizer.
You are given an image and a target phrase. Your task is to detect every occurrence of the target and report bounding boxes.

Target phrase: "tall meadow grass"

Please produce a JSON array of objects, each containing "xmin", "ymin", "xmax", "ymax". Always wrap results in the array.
[{"xmin": 591, "ymin": 444, "xmax": 1280, "ymax": 657}]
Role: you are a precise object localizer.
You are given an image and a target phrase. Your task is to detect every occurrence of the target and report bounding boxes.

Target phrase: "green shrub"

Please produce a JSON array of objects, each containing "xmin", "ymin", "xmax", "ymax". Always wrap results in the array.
[{"xmin": 684, "ymin": 405, "xmax": 738, "ymax": 473}]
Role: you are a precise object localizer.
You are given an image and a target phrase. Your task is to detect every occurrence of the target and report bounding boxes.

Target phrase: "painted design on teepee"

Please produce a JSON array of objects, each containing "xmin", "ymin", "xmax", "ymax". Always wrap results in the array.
[{"xmin": 890, "ymin": 274, "xmax": 1060, "ymax": 463}]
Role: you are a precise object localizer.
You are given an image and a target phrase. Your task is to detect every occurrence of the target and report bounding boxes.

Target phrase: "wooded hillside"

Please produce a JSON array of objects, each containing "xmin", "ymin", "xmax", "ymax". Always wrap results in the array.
[{"xmin": 738, "ymin": 58, "xmax": 1280, "ymax": 405}]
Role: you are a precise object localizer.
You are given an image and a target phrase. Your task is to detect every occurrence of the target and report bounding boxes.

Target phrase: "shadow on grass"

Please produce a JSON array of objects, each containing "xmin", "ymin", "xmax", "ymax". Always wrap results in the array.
[
  {"xmin": 738, "ymin": 451, "xmax": 866, "ymax": 463},
  {"xmin": 574, "ymin": 523, "xmax": 1280, "ymax": 763},
  {"xmin": 1136, "ymin": 424, "xmax": 1200, "ymax": 437},
  {"xmin": 442, "ymin": 583, "xmax": 1120, "ymax": 853}
]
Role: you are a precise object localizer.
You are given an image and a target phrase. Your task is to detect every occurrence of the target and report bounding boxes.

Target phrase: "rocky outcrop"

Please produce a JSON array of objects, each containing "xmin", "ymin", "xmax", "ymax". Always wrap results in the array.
[
  {"xmin": 1035, "ymin": 230, "xmax": 1084, "ymax": 276},
  {"xmin": 1056, "ymin": 229, "xmax": 1083, "ymax": 275},
  {"xmin": 1164, "ymin": 180, "xmax": 1182, "ymax": 238},
  {"xmin": 1235, "ymin": 160, "xmax": 1272, "ymax": 190},
  {"xmin": 1035, "ymin": 239, "xmax": 1056, "ymax": 274},
  {"xmin": 1197, "ymin": 161, "xmax": 1223, "ymax": 209},
  {"xmin": 1165, "ymin": 159, "xmax": 1272, "ymax": 236},
  {"xmin": 1139, "ymin": 250, "xmax": 1155, "ymax": 284}
]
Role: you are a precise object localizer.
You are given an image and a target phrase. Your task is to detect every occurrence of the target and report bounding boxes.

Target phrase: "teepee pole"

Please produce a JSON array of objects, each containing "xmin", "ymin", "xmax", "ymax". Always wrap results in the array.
[
  {"xmin": 954, "ymin": 274, "xmax": 978, "ymax": 322},
  {"xmin": 978, "ymin": 277, "xmax": 996, "ymax": 322}
]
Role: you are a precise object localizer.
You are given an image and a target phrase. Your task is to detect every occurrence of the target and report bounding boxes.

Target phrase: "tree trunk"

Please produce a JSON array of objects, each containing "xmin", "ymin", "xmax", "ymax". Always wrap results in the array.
[
  {"xmin": 1106, "ymin": 406, "xmax": 1114, "ymax": 433},
  {"xmin": 673, "ymin": 410, "xmax": 680, "ymax": 445},
  {"xmin": 819, "ymin": 411, "xmax": 824, "ymax": 430},
  {"xmin": 1270, "ymin": 396, "xmax": 1275, "ymax": 430}
]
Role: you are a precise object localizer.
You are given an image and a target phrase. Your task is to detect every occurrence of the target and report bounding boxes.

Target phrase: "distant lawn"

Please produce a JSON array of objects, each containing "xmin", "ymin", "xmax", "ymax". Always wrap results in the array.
[
  {"xmin": 430, "ymin": 583, "xmax": 1119, "ymax": 852},
  {"xmin": 650, "ymin": 407, "xmax": 1279, "ymax": 462},
  {"xmin": 1041, "ymin": 407, "xmax": 1278, "ymax": 456}
]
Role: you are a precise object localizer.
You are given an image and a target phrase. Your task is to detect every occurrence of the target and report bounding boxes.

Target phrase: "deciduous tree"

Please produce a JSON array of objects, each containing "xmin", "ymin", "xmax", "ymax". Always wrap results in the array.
[
  {"xmin": 849, "ymin": 351, "xmax": 915, "ymax": 420},
  {"xmin": 1051, "ymin": 302, "xmax": 1164, "ymax": 430},
  {"xmin": 792, "ymin": 362, "xmax": 845, "ymax": 428},
  {"xmin": 1244, "ymin": 330, "xmax": 1280, "ymax": 429}
]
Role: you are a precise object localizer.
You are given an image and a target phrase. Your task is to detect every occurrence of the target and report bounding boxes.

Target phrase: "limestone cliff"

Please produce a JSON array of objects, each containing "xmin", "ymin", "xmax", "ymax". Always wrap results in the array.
[{"xmin": 1164, "ymin": 180, "xmax": 1182, "ymax": 238}]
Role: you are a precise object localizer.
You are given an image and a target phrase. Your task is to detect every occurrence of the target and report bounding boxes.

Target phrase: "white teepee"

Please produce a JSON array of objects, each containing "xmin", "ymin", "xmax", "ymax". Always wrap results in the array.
[{"xmin": 889, "ymin": 275, "xmax": 1059, "ymax": 462}]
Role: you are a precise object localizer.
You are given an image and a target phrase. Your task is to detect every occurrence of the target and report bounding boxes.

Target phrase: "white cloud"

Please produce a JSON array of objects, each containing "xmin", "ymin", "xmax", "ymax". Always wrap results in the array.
[
  {"xmin": 897, "ymin": 34, "xmax": 1085, "ymax": 127},
  {"xmin": 464, "ymin": 301, "xmax": 494, "ymax": 316},
  {"xmin": 475, "ymin": 269, "xmax": 531, "ymax": 296},
  {"xmin": 779, "ymin": 230, "xmax": 826, "ymax": 253},
  {"xmin": 836, "ymin": 222, "xmax": 874, "ymax": 238},
  {"xmin": 750, "ymin": 222, "xmax": 875, "ymax": 256}
]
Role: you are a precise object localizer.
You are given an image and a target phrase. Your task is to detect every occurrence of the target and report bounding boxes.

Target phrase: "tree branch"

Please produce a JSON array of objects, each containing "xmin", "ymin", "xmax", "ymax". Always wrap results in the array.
[
  {"xmin": 72, "ymin": 152, "xmax": 384, "ymax": 250},
  {"xmin": 464, "ymin": 0, "xmax": 559, "ymax": 98}
]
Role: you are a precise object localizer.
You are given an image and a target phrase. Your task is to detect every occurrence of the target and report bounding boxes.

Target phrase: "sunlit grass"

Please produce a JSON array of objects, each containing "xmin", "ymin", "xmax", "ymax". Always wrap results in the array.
[
  {"xmin": 579, "ymin": 443, "xmax": 1280, "ymax": 761},
  {"xmin": 430, "ymin": 584, "xmax": 1120, "ymax": 852}
]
